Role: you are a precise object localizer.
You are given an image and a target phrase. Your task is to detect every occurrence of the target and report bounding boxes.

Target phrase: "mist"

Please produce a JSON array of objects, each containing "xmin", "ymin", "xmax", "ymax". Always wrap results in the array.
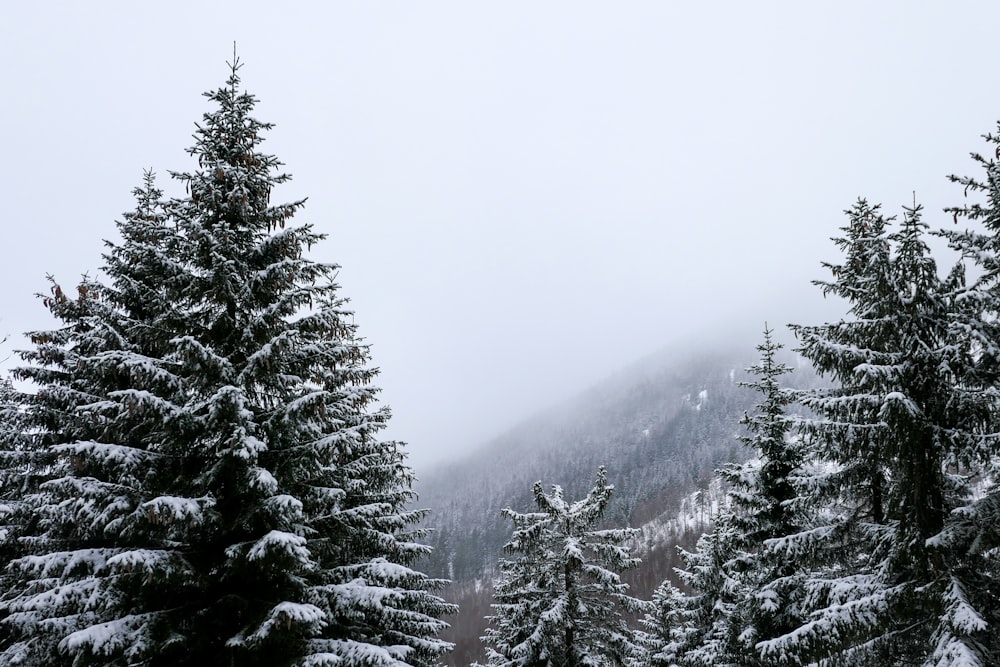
[{"xmin": 2, "ymin": 2, "xmax": 998, "ymax": 470}]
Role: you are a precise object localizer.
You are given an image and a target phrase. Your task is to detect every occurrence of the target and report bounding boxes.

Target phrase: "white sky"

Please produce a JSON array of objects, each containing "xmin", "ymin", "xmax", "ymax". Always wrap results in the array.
[{"xmin": 2, "ymin": 2, "xmax": 999, "ymax": 470}]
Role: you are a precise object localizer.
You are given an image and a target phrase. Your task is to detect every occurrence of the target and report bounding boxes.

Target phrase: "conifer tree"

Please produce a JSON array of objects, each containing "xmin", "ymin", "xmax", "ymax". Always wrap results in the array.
[
  {"xmin": 1, "ymin": 268, "xmax": 144, "ymax": 666},
  {"xmin": 761, "ymin": 200, "xmax": 995, "ymax": 665},
  {"xmin": 0, "ymin": 372, "xmax": 25, "ymax": 535},
  {"xmin": 724, "ymin": 328, "xmax": 808, "ymax": 661},
  {"xmin": 483, "ymin": 467, "xmax": 643, "ymax": 667},
  {"xmin": 1, "ymin": 57, "xmax": 453, "ymax": 667},
  {"xmin": 0, "ymin": 374, "xmax": 26, "ymax": 652},
  {"xmin": 647, "ymin": 328, "xmax": 806, "ymax": 667},
  {"xmin": 635, "ymin": 578, "xmax": 688, "ymax": 667},
  {"xmin": 670, "ymin": 520, "xmax": 742, "ymax": 667},
  {"xmin": 933, "ymin": 125, "xmax": 1000, "ymax": 665}
]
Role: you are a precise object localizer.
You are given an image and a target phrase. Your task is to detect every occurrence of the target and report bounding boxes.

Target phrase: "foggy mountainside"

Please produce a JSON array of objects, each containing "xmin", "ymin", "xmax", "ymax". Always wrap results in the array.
[
  {"xmin": 13, "ymin": 7, "xmax": 1000, "ymax": 664},
  {"xmin": 416, "ymin": 340, "xmax": 821, "ymax": 665}
]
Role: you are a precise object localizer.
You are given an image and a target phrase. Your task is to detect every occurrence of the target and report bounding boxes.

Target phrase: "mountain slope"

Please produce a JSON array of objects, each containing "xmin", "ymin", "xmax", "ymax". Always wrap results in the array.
[
  {"xmin": 415, "ymin": 340, "xmax": 820, "ymax": 665},
  {"xmin": 417, "ymin": 341, "xmax": 816, "ymax": 583}
]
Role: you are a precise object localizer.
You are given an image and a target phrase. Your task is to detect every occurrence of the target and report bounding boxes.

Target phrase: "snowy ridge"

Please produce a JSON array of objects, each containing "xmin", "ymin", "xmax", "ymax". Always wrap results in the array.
[{"xmin": 632, "ymin": 472, "xmax": 734, "ymax": 552}]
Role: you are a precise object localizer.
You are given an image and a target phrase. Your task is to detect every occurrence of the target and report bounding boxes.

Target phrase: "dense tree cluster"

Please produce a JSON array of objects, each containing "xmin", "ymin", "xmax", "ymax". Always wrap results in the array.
[
  {"xmin": 0, "ymin": 59, "xmax": 453, "ymax": 666},
  {"xmin": 482, "ymin": 122, "xmax": 1000, "ymax": 666},
  {"xmin": 639, "ymin": 139, "xmax": 1000, "ymax": 664}
]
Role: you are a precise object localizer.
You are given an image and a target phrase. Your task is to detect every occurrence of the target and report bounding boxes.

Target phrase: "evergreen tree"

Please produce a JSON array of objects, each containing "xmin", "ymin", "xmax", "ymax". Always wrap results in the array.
[
  {"xmin": 0, "ymin": 372, "xmax": 25, "ymax": 547},
  {"xmin": 0, "ymin": 373, "xmax": 26, "ymax": 652},
  {"xmin": 933, "ymin": 125, "xmax": 1000, "ymax": 665},
  {"xmin": 635, "ymin": 578, "xmax": 688, "ymax": 667},
  {"xmin": 761, "ymin": 200, "xmax": 995, "ymax": 665},
  {"xmin": 1, "ymin": 269, "xmax": 142, "ymax": 666},
  {"xmin": 645, "ymin": 328, "xmax": 807, "ymax": 667},
  {"xmin": 670, "ymin": 520, "xmax": 742, "ymax": 667},
  {"xmin": 1, "ymin": 58, "xmax": 453, "ymax": 667},
  {"xmin": 483, "ymin": 467, "xmax": 643, "ymax": 667},
  {"xmin": 723, "ymin": 327, "xmax": 808, "ymax": 663}
]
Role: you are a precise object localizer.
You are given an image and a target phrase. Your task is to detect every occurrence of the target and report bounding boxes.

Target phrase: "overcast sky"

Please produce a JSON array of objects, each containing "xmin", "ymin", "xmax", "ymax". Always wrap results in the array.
[{"xmin": 3, "ymin": 2, "xmax": 1000, "ymax": 470}]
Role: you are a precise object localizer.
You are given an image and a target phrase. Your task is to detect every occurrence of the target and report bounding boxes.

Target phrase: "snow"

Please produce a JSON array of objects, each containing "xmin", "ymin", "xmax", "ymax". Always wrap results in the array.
[
  {"xmin": 141, "ymin": 495, "xmax": 214, "ymax": 526},
  {"xmin": 52, "ymin": 441, "xmax": 151, "ymax": 468},
  {"xmin": 17, "ymin": 549, "xmax": 109, "ymax": 579},
  {"xmin": 250, "ymin": 467, "xmax": 279, "ymax": 493},
  {"xmin": 244, "ymin": 601, "xmax": 326, "ymax": 642},
  {"xmin": 880, "ymin": 390, "xmax": 920, "ymax": 417},
  {"xmin": 105, "ymin": 549, "xmax": 170, "ymax": 574},
  {"xmin": 300, "ymin": 639, "xmax": 413, "ymax": 667},
  {"xmin": 61, "ymin": 614, "xmax": 153, "ymax": 657},
  {"xmin": 931, "ymin": 632, "xmax": 989, "ymax": 667},
  {"xmin": 944, "ymin": 576, "xmax": 988, "ymax": 634},
  {"xmin": 246, "ymin": 530, "xmax": 311, "ymax": 563},
  {"xmin": 264, "ymin": 494, "xmax": 304, "ymax": 520}
]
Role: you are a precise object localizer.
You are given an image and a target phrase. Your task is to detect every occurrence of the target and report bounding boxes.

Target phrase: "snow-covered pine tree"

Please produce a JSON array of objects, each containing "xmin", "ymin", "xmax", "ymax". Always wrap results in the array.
[
  {"xmin": 0, "ymin": 373, "xmax": 27, "ymax": 654},
  {"xmin": 0, "ymin": 371, "xmax": 25, "ymax": 540},
  {"xmin": 635, "ymin": 578, "xmax": 689, "ymax": 667},
  {"xmin": 1, "ymin": 58, "xmax": 454, "ymax": 667},
  {"xmin": 483, "ymin": 467, "xmax": 643, "ymax": 667},
  {"xmin": 649, "ymin": 328, "xmax": 806, "ymax": 667},
  {"xmin": 717, "ymin": 327, "xmax": 807, "ymax": 664},
  {"xmin": 158, "ymin": 58, "xmax": 454, "ymax": 667},
  {"xmin": 761, "ymin": 200, "xmax": 995, "ymax": 665},
  {"xmin": 669, "ymin": 519, "xmax": 742, "ymax": 667},
  {"xmin": 932, "ymin": 124, "xmax": 1000, "ymax": 664},
  {"xmin": 728, "ymin": 329, "xmax": 808, "ymax": 660},
  {"xmin": 0, "ymin": 266, "xmax": 148, "ymax": 666}
]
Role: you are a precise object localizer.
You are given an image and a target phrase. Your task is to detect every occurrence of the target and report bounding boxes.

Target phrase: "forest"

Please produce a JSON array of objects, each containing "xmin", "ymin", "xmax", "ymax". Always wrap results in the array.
[{"xmin": 0, "ymin": 58, "xmax": 999, "ymax": 667}]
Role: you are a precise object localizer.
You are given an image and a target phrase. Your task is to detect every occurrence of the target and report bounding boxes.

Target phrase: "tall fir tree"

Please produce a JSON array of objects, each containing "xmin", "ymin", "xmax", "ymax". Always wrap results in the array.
[
  {"xmin": 729, "ymin": 328, "xmax": 809, "ymax": 661},
  {"xmin": 933, "ymin": 124, "xmax": 1000, "ymax": 665},
  {"xmin": 716, "ymin": 327, "xmax": 807, "ymax": 664},
  {"xmin": 482, "ymin": 467, "xmax": 643, "ymax": 667},
  {"xmin": 670, "ymin": 519, "xmax": 742, "ymax": 667},
  {"xmin": 635, "ymin": 577, "xmax": 689, "ymax": 667},
  {"xmin": 1, "ymin": 58, "xmax": 453, "ymax": 667},
  {"xmin": 760, "ymin": 200, "xmax": 995, "ymax": 665},
  {"xmin": 646, "ymin": 327, "xmax": 807, "ymax": 667}
]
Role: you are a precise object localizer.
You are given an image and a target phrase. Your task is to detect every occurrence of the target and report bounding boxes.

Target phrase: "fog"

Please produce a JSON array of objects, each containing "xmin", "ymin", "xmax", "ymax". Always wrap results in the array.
[{"xmin": 2, "ymin": 2, "xmax": 999, "ymax": 470}]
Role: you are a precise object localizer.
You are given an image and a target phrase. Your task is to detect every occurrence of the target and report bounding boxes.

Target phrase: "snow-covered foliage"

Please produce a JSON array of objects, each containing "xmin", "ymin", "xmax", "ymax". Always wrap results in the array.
[
  {"xmin": 933, "ymin": 124, "xmax": 1000, "ymax": 666},
  {"xmin": 482, "ymin": 467, "xmax": 644, "ymax": 667},
  {"xmin": 0, "ymin": 58, "xmax": 453, "ymax": 666},
  {"xmin": 637, "ymin": 578, "xmax": 689, "ymax": 667},
  {"xmin": 642, "ymin": 329, "xmax": 811, "ymax": 667},
  {"xmin": 718, "ymin": 328, "xmax": 809, "ymax": 663},
  {"xmin": 0, "ymin": 376, "xmax": 27, "ymax": 654},
  {"xmin": 760, "ymin": 200, "xmax": 999, "ymax": 665}
]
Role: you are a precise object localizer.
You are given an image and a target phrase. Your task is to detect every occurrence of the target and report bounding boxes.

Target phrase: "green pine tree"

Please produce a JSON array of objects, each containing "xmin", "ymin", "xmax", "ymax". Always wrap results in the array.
[
  {"xmin": 719, "ymin": 327, "xmax": 808, "ymax": 665},
  {"xmin": 762, "ymin": 200, "xmax": 994, "ymax": 665},
  {"xmin": 483, "ymin": 467, "xmax": 643, "ymax": 667},
  {"xmin": 1, "ymin": 57, "xmax": 454, "ymax": 667}
]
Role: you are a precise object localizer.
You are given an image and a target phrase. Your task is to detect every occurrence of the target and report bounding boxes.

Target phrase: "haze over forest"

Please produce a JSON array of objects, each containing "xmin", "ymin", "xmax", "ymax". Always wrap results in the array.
[
  {"xmin": 3, "ymin": 3, "xmax": 1000, "ymax": 666},
  {"xmin": 6, "ymin": 3, "xmax": 1000, "ymax": 471}
]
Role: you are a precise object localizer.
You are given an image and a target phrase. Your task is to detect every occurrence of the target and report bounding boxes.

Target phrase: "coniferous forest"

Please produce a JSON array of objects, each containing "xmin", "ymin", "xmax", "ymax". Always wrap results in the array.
[{"xmin": 3, "ymin": 58, "xmax": 1000, "ymax": 667}]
